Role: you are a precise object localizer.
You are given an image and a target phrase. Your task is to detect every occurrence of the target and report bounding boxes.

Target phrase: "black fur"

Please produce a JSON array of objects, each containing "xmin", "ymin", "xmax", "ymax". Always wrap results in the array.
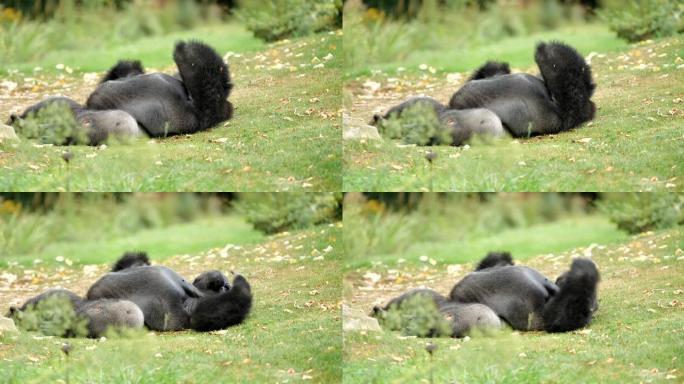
[
  {"xmin": 112, "ymin": 251, "xmax": 150, "ymax": 271},
  {"xmin": 173, "ymin": 40, "xmax": 234, "ymax": 131},
  {"xmin": 101, "ymin": 60, "xmax": 145, "ymax": 83},
  {"xmin": 469, "ymin": 61, "xmax": 511, "ymax": 80},
  {"xmin": 534, "ymin": 41, "xmax": 596, "ymax": 131},
  {"xmin": 192, "ymin": 270, "xmax": 230, "ymax": 294},
  {"xmin": 475, "ymin": 251, "xmax": 514, "ymax": 270},
  {"xmin": 542, "ymin": 258, "xmax": 600, "ymax": 332},
  {"xmin": 189, "ymin": 274, "xmax": 252, "ymax": 331}
]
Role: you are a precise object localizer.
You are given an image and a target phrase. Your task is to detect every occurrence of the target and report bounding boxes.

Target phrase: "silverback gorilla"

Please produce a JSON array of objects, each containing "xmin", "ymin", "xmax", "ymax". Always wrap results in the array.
[
  {"xmin": 7, "ymin": 41, "xmax": 233, "ymax": 145},
  {"xmin": 372, "ymin": 252, "xmax": 600, "ymax": 337},
  {"xmin": 372, "ymin": 41, "xmax": 596, "ymax": 146},
  {"xmin": 8, "ymin": 252, "xmax": 252, "ymax": 337}
]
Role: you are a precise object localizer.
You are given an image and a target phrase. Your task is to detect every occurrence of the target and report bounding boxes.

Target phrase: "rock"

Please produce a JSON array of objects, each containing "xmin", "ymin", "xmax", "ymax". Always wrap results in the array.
[
  {"xmin": 0, "ymin": 316, "xmax": 18, "ymax": 333},
  {"xmin": 0, "ymin": 124, "xmax": 19, "ymax": 142},
  {"xmin": 343, "ymin": 115, "xmax": 381, "ymax": 140},
  {"xmin": 343, "ymin": 305, "xmax": 382, "ymax": 333}
]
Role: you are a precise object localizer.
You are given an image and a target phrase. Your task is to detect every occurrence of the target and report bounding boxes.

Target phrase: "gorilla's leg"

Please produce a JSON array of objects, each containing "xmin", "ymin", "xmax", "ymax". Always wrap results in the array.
[
  {"xmin": 475, "ymin": 251, "xmax": 514, "ymax": 271},
  {"xmin": 370, "ymin": 288, "xmax": 448, "ymax": 318},
  {"xmin": 439, "ymin": 302, "xmax": 502, "ymax": 337},
  {"xmin": 192, "ymin": 270, "xmax": 229, "ymax": 294},
  {"xmin": 441, "ymin": 108, "xmax": 506, "ymax": 146},
  {"xmin": 189, "ymin": 273, "xmax": 252, "ymax": 331},
  {"xmin": 76, "ymin": 299, "xmax": 144, "ymax": 337},
  {"xmin": 77, "ymin": 109, "xmax": 142, "ymax": 145},
  {"xmin": 371, "ymin": 97, "xmax": 447, "ymax": 126},
  {"xmin": 101, "ymin": 60, "xmax": 145, "ymax": 83},
  {"xmin": 111, "ymin": 252, "xmax": 151, "ymax": 272},
  {"xmin": 534, "ymin": 41, "xmax": 596, "ymax": 130},
  {"xmin": 469, "ymin": 61, "xmax": 511, "ymax": 81},
  {"xmin": 173, "ymin": 41, "xmax": 233, "ymax": 130},
  {"xmin": 542, "ymin": 258, "xmax": 600, "ymax": 332}
]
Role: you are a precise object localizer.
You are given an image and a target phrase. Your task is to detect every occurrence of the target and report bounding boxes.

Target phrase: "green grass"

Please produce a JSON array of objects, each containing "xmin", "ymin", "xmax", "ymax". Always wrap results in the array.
[
  {"xmin": 1, "ymin": 215, "xmax": 264, "ymax": 268},
  {"xmin": 344, "ymin": 32, "xmax": 684, "ymax": 192},
  {"xmin": 0, "ymin": 223, "xmax": 343, "ymax": 383},
  {"xmin": 345, "ymin": 215, "xmax": 627, "ymax": 270},
  {"xmin": 1, "ymin": 24, "xmax": 264, "ymax": 74},
  {"xmin": 0, "ymin": 28, "xmax": 341, "ymax": 192},
  {"xmin": 343, "ymin": 225, "xmax": 684, "ymax": 383}
]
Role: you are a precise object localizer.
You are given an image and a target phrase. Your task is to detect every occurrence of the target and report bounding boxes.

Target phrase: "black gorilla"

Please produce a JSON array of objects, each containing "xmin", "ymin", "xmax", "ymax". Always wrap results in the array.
[
  {"xmin": 8, "ymin": 41, "xmax": 233, "ymax": 145},
  {"xmin": 8, "ymin": 252, "xmax": 252, "ymax": 337},
  {"xmin": 372, "ymin": 251, "xmax": 600, "ymax": 337},
  {"xmin": 373, "ymin": 41, "xmax": 595, "ymax": 145}
]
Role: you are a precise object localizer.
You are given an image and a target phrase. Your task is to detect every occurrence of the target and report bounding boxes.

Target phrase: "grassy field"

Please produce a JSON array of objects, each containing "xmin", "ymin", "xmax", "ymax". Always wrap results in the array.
[
  {"xmin": 344, "ymin": 27, "xmax": 684, "ymax": 192},
  {"xmin": 0, "ymin": 221, "xmax": 343, "ymax": 383},
  {"xmin": 343, "ymin": 223, "xmax": 684, "ymax": 383},
  {"xmin": 0, "ymin": 24, "xmax": 341, "ymax": 191}
]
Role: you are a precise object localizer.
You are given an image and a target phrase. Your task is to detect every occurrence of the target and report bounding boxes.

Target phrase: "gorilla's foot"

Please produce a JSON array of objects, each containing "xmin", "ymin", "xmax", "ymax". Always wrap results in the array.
[{"xmin": 541, "ymin": 258, "xmax": 600, "ymax": 332}]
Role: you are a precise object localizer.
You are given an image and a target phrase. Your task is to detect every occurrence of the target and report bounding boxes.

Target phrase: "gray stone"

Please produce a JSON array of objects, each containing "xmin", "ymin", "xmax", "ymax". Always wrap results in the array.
[
  {"xmin": 0, "ymin": 316, "xmax": 18, "ymax": 333},
  {"xmin": 343, "ymin": 305, "xmax": 382, "ymax": 333},
  {"xmin": 343, "ymin": 115, "xmax": 381, "ymax": 140},
  {"xmin": 0, "ymin": 124, "xmax": 19, "ymax": 142}
]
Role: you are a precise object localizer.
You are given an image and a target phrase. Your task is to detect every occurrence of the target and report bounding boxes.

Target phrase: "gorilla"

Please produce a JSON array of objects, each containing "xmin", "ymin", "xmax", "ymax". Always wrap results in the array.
[
  {"xmin": 7, "ymin": 41, "xmax": 233, "ymax": 145},
  {"xmin": 8, "ymin": 251, "xmax": 252, "ymax": 337},
  {"xmin": 372, "ymin": 41, "xmax": 596, "ymax": 146},
  {"xmin": 371, "ymin": 251, "xmax": 600, "ymax": 337}
]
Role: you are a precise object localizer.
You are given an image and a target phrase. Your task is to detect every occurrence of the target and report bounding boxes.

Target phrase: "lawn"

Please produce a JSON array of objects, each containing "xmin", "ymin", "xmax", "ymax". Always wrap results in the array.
[
  {"xmin": 343, "ymin": 224, "xmax": 684, "ymax": 383},
  {"xmin": 0, "ymin": 222, "xmax": 343, "ymax": 383},
  {"xmin": 0, "ymin": 24, "xmax": 342, "ymax": 192},
  {"xmin": 343, "ymin": 26, "xmax": 684, "ymax": 192}
]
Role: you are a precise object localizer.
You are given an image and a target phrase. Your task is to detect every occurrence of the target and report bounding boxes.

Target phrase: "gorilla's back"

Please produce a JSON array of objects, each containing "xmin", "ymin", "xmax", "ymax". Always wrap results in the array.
[{"xmin": 87, "ymin": 73, "xmax": 198, "ymax": 137}]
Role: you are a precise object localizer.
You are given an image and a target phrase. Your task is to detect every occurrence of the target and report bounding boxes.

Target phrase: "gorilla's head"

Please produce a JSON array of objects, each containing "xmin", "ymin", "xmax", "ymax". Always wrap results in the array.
[{"xmin": 193, "ymin": 270, "xmax": 230, "ymax": 294}]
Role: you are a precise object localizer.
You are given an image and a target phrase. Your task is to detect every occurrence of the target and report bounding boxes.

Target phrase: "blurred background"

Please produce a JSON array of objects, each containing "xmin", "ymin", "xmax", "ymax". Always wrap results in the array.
[
  {"xmin": 0, "ymin": 192, "xmax": 342, "ymax": 265},
  {"xmin": 343, "ymin": 0, "xmax": 684, "ymax": 74},
  {"xmin": 0, "ymin": 0, "xmax": 342, "ymax": 73},
  {"xmin": 344, "ymin": 192, "xmax": 684, "ymax": 268}
]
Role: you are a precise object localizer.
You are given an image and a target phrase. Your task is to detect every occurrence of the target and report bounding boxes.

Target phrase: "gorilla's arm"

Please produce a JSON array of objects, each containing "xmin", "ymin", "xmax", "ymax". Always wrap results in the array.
[
  {"xmin": 371, "ymin": 288, "xmax": 447, "ymax": 317},
  {"xmin": 371, "ymin": 97, "xmax": 447, "ymax": 125}
]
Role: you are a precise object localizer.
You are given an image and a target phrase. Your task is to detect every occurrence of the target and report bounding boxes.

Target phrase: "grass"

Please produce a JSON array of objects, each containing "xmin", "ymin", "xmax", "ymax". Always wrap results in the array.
[
  {"xmin": 343, "ymin": 224, "xmax": 684, "ymax": 383},
  {"xmin": 1, "ymin": 215, "xmax": 264, "ymax": 268},
  {"xmin": 344, "ymin": 215, "xmax": 628, "ymax": 270},
  {"xmin": 0, "ymin": 222, "xmax": 343, "ymax": 383},
  {"xmin": 343, "ymin": 29, "xmax": 684, "ymax": 192},
  {"xmin": 0, "ymin": 25, "xmax": 341, "ymax": 192}
]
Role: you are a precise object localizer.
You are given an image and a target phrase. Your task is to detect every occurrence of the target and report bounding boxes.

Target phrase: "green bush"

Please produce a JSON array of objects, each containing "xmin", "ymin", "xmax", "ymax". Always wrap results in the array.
[
  {"xmin": 235, "ymin": 193, "xmax": 342, "ymax": 234},
  {"xmin": 13, "ymin": 101, "xmax": 88, "ymax": 145},
  {"xmin": 236, "ymin": 0, "xmax": 342, "ymax": 42},
  {"xmin": 376, "ymin": 294, "xmax": 452, "ymax": 337},
  {"xmin": 599, "ymin": 0, "xmax": 684, "ymax": 42},
  {"xmin": 598, "ymin": 193, "xmax": 684, "ymax": 234},
  {"xmin": 12, "ymin": 295, "xmax": 89, "ymax": 337},
  {"xmin": 377, "ymin": 103, "xmax": 453, "ymax": 145}
]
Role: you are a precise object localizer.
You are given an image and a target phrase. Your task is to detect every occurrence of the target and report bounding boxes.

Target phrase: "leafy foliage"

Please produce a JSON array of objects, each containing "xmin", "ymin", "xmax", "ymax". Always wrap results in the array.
[
  {"xmin": 377, "ymin": 103, "xmax": 453, "ymax": 145},
  {"xmin": 12, "ymin": 295, "xmax": 88, "ymax": 337},
  {"xmin": 377, "ymin": 295, "xmax": 452, "ymax": 337},
  {"xmin": 235, "ymin": 193, "xmax": 342, "ymax": 234},
  {"xmin": 598, "ymin": 193, "xmax": 684, "ymax": 234},
  {"xmin": 236, "ymin": 0, "xmax": 342, "ymax": 42},
  {"xmin": 13, "ymin": 101, "xmax": 87, "ymax": 145},
  {"xmin": 599, "ymin": 0, "xmax": 684, "ymax": 42}
]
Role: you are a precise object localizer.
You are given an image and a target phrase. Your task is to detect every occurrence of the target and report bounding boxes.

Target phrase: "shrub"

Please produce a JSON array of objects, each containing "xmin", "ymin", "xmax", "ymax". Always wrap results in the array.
[
  {"xmin": 599, "ymin": 0, "xmax": 684, "ymax": 42},
  {"xmin": 377, "ymin": 103, "xmax": 453, "ymax": 145},
  {"xmin": 13, "ymin": 101, "xmax": 88, "ymax": 145},
  {"xmin": 12, "ymin": 295, "xmax": 89, "ymax": 337},
  {"xmin": 236, "ymin": 0, "xmax": 342, "ymax": 42},
  {"xmin": 377, "ymin": 295, "xmax": 452, "ymax": 337},
  {"xmin": 598, "ymin": 193, "xmax": 684, "ymax": 234},
  {"xmin": 235, "ymin": 193, "xmax": 342, "ymax": 234}
]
